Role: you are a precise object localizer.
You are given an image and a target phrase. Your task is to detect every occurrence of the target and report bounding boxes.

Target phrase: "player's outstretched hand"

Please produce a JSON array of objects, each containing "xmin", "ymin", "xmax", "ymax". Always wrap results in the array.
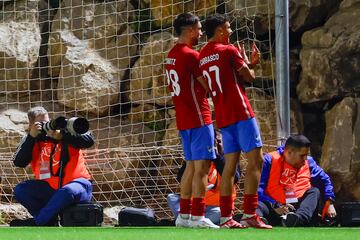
[
  {"xmin": 236, "ymin": 41, "xmax": 250, "ymax": 64},
  {"xmin": 251, "ymin": 43, "xmax": 261, "ymax": 65}
]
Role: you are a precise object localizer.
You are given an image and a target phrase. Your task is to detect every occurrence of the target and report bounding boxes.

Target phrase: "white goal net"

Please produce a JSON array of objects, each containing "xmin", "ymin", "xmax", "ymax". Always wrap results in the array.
[{"xmin": 0, "ymin": 0, "xmax": 276, "ymax": 225}]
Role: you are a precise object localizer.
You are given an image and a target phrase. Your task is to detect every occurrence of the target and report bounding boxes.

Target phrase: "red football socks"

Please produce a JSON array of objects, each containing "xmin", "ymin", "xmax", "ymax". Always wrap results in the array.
[
  {"xmin": 220, "ymin": 196, "xmax": 233, "ymax": 217},
  {"xmin": 179, "ymin": 198, "xmax": 191, "ymax": 215},
  {"xmin": 243, "ymin": 194, "xmax": 258, "ymax": 215},
  {"xmin": 191, "ymin": 198, "xmax": 205, "ymax": 217}
]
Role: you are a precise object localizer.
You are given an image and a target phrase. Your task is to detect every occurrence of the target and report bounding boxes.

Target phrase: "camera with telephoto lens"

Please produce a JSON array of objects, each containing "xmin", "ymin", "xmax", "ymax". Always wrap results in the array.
[
  {"xmin": 41, "ymin": 116, "xmax": 89, "ymax": 135},
  {"xmin": 41, "ymin": 116, "xmax": 67, "ymax": 133},
  {"xmin": 66, "ymin": 117, "xmax": 89, "ymax": 135}
]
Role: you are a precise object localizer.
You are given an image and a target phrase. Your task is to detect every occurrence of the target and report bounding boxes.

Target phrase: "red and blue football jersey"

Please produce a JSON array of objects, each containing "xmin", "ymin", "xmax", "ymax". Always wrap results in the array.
[
  {"xmin": 165, "ymin": 43, "xmax": 212, "ymax": 130},
  {"xmin": 199, "ymin": 42, "xmax": 254, "ymax": 128}
]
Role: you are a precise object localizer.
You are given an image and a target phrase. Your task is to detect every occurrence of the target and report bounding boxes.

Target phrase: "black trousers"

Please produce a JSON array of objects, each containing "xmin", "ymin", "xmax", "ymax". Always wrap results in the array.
[{"xmin": 256, "ymin": 187, "xmax": 320, "ymax": 226}]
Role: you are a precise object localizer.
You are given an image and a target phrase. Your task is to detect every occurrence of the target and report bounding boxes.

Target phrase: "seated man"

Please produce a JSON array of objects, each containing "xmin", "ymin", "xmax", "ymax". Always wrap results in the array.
[
  {"xmin": 167, "ymin": 156, "xmax": 239, "ymax": 225},
  {"xmin": 10, "ymin": 106, "xmax": 94, "ymax": 226},
  {"xmin": 257, "ymin": 135, "xmax": 336, "ymax": 227}
]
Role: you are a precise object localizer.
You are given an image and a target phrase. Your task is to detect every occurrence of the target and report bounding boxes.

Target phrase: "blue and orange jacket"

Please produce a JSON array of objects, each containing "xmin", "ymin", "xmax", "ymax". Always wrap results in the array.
[
  {"xmin": 13, "ymin": 132, "xmax": 94, "ymax": 189},
  {"xmin": 258, "ymin": 147, "xmax": 335, "ymax": 204}
]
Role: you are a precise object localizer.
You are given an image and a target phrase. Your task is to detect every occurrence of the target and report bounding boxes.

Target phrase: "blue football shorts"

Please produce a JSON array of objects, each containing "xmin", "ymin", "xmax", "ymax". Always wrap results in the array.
[
  {"xmin": 179, "ymin": 124, "xmax": 217, "ymax": 161},
  {"xmin": 220, "ymin": 117, "xmax": 263, "ymax": 154}
]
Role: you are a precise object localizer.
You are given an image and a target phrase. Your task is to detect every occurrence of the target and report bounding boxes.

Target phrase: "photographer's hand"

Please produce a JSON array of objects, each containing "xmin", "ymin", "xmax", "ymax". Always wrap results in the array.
[
  {"xmin": 327, "ymin": 203, "xmax": 337, "ymax": 218},
  {"xmin": 274, "ymin": 205, "xmax": 290, "ymax": 216},
  {"xmin": 29, "ymin": 122, "xmax": 42, "ymax": 138},
  {"xmin": 322, "ymin": 200, "xmax": 337, "ymax": 219}
]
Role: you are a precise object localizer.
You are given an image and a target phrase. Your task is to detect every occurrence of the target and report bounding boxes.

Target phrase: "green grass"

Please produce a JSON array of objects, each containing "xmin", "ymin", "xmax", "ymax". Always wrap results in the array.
[{"xmin": 0, "ymin": 227, "xmax": 359, "ymax": 240}]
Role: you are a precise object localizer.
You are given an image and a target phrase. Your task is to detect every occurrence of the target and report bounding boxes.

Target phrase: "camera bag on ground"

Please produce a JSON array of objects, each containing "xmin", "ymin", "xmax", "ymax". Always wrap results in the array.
[
  {"xmin": 60, "ymin": 203, "xmax": 103, "ymax": 226},
  {"xmin": 117, "ymin": 207, "xmax": 157, "ymax": 226},
  {"xmin": 340, "ymin": 202, "xmax": 360, "ymax": 226}
]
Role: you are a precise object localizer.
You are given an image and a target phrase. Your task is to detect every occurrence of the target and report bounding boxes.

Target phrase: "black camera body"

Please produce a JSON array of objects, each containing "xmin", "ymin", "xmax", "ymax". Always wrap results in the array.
[{"xmin": 41, "ymin": 116, "xmax": 89, "ymax": 135}]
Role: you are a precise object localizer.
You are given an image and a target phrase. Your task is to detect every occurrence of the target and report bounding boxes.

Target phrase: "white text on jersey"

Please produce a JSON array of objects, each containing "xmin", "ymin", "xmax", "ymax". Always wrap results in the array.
[
  {"xmin": 165, "ymin": 58, "xmax": 176, "ymax": 65},
  {"xmin": 199, "ymin": 54, "xmax": 219, "ymax": 66}
]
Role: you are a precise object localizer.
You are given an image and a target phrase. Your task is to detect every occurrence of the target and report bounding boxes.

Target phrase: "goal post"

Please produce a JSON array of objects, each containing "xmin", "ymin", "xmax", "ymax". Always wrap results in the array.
[{"xmin": 0, "ymin": 0, "xmax": 277, "ymax": 225}]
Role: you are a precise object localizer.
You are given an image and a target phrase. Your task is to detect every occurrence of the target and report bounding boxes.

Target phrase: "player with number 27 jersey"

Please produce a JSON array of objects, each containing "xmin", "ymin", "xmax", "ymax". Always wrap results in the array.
[
  {"xmin": 165, "ymin": 44, "xmax": 212, "ymax": 130},
  {"xmin": 199, "ymin": 42, "xmax": 254, "ymax": 128}
]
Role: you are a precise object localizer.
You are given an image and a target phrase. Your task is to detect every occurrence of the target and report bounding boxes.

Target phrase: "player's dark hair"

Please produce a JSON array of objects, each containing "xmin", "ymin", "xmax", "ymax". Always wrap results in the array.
[
  {"xmin": 204, "ymin": 13, "xmax": 229, "ymax": 39},
  {"xmin": 173, "ymin": 13, "xmax": 200, "ymax": 36},
  {"xmin": 285, "ymin": 135, "xmax": 311, "ymax": 149}
]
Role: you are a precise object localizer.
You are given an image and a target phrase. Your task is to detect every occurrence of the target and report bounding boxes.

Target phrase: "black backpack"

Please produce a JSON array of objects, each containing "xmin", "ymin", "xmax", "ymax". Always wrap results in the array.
[
  {"xmin": 60, "ymin": 203, "xmax": 103, "ymax": 226},
  {"xmin": 117, "ymin": 207, "xmax": 157, "ymax": 226}
]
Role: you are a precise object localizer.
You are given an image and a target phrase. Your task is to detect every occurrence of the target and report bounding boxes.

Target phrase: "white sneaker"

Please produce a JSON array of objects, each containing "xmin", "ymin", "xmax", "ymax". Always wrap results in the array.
[
  {"xmin": 190, "ymin": 216, "xmax": 219, "ymax": 229},
  {"xmin": 175, "ymin": 215, "xmax": 190, "ymax": 228}
]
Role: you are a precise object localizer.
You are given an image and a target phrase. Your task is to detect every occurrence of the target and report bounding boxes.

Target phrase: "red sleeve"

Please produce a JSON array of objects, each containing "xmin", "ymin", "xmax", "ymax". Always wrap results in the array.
[
  {"xmin": 228, "ymin": 45, "xmax": 247, "ymax": 71},
  {"xmin": 187, "ymin": 51, "xmax": 202, "ymax": 79}
]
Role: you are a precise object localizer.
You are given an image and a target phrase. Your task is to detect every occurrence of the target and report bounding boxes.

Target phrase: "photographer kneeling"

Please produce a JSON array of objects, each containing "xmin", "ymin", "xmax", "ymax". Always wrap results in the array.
[{"xmin": 10, "ymin": 106, "xmax": 94, "ymax": 226}]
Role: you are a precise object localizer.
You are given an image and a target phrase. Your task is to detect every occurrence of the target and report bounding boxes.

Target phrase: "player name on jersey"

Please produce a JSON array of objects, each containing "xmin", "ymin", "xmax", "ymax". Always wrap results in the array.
[
  {"xmin": 165, "ymin": 58, "xmax": 176, "ymax": 65},
  {"xmin": 199, "ymin": 54, "xmax": 219, "ymax": 66}
]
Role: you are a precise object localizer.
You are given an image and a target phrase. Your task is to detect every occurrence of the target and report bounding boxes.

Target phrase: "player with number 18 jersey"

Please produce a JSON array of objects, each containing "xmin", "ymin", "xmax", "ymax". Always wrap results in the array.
[
  {"xmin": 165, "ymin": 44, "xmax": 212, "ymax": 130},
  {"xmin": 166, "ymin": 13, "xmax": 220, "ymax": 229}
]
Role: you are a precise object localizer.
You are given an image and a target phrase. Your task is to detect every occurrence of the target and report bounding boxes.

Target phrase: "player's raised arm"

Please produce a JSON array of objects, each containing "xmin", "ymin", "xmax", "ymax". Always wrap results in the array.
[
  {"xmin": 236, "ymin": 42, "xmax": 261, "ymax": 83},
  {"xmin": 238, "ymin": 64, "xmax": 255, "ymax": 83}
]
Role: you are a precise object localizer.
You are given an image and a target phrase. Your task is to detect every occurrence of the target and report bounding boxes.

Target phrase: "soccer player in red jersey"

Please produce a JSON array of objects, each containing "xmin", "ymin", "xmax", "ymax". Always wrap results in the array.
[
  {"xmin": 199, "ymin": 13, "xmax": 272, "ymax": 229},
  {"xmin": 165, "ymin": 13, "xmax": 218, "ymax": 228}
]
